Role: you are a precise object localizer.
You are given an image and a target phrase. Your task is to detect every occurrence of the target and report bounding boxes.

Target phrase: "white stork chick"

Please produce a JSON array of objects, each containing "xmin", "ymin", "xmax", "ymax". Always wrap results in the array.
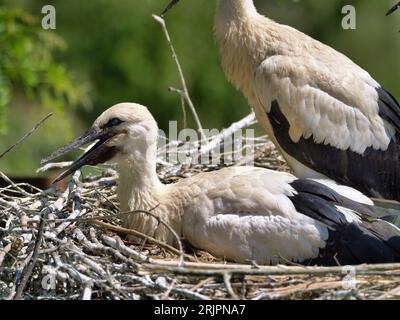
[
  {"xmin": 163, "ymin": 0, "xmax": 400, "ymax": 204},
  {"xmin": 42, "ymin": 103, "xmax": 400, "ymax": 266}
]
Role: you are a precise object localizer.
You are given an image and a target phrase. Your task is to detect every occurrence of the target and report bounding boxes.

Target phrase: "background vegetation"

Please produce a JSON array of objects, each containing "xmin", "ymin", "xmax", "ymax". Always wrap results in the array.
[{"xmin": 0, "ymin": 0, "xmax": 399, "ymax": 176}]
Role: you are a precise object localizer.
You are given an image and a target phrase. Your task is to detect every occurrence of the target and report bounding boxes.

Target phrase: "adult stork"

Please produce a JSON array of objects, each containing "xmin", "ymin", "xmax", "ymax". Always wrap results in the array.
[
  {"xmin": 163, "ymin": 0, "xmax": 400, "ymax": 205},
  {"xmin": 42, "ymin": 103, "xmax": 400, "ymax": 265}
]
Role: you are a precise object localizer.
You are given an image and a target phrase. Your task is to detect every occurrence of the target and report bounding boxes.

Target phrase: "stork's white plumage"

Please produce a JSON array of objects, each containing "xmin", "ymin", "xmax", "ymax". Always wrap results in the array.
[
  {"xmin": 164, "ymin": 0, "xmax": 400, "ymax": 203},
  {"xmin": 43, "ymin": 103, "xmax": 400, "ymax": 265}
]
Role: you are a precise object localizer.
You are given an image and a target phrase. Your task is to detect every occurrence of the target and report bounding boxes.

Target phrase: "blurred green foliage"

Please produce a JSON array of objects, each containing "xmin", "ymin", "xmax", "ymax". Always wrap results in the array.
[
  {"xmin": 0, "ymin": 0, "xmax": 399, "ymax": 175},
  {"xmin": 0, "ymin": 7, "xmax": 90, "ymax": 134}
]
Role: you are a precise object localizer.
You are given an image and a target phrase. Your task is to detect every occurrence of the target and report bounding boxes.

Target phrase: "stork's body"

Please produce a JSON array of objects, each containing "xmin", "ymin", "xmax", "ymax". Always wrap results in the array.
[
  {"xmin": 121, "ymin": 164, "xmax": 400, "ymax": 265},
  {"xmin": 213, "ymin": 0, "xmax": 400, "ymax": 202},
  {"xmin": 43, "ymin": 103, "xmax": 400, "ymax": 266}
]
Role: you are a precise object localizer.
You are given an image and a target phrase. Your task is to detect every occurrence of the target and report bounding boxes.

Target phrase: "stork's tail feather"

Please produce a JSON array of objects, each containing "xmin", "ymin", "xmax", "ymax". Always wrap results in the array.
[
  {"xmin": 371, "ymin": 199, "xmax": 400, "ymax": 226},
  {"xmin": 289, "ymin": 179, "xmax": 400, "ymax": 265},
  {"xmin": 305, "ymin": 221, "xmax": 400, "ymax": 266}
]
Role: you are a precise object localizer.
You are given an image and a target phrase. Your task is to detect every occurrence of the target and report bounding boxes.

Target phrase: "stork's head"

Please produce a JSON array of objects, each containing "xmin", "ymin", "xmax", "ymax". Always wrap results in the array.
[{"xmin": 42, "ymin": 103, "xmax": 159, "ymax": 184}]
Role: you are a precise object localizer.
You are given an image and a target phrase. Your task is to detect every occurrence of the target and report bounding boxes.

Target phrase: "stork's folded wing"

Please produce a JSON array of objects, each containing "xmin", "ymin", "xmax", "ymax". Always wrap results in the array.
[{"xmin": 254, "ymin": 55, "xmax": 395, "ymax": 154}]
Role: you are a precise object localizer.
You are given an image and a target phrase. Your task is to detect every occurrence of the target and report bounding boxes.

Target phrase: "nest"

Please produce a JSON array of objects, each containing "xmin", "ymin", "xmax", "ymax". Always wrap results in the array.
[{"xmin": 1, "ymin": 135, "xmax": 400, "ymax": 301}]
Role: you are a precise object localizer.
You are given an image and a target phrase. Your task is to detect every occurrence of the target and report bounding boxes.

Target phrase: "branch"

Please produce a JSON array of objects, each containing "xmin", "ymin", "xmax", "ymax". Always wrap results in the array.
[
  {"xmin": 153, "ymin": 15, "xmax": 206, "ymax": 140},
  {"xmin": 139, "ymin": 261, "xmax": 400, "ymax": 277},
  {"xmin": 47, "ymin": 207, "xmax": 189, "ymax": 266},
  {"xmin": 0, "ymin": 113, "xmax": 53, "ymax": 160},
  {"xmin": 94, "ymin": 220, "xmax": 196, "ymax": 263},
  {"xmin": 13, "ymin": 210, "xmax": 47, "ymax": 300},
  {"xmin": 198, "ymin": 112, "xmax": 256, "ymax": 155},
  {"xmin": 36, "ymin": 161, "xmax": 73, "ymax": 173}
]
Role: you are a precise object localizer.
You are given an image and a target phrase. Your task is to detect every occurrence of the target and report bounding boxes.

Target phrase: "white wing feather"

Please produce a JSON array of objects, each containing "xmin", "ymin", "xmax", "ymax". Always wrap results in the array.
[
  {"xmin": 254, "ymin": 55, "xmax": 392, "ymax": 154},
  {"xmin": 180, "ymin": 167, "xmax": 329, "ymax": 264}
]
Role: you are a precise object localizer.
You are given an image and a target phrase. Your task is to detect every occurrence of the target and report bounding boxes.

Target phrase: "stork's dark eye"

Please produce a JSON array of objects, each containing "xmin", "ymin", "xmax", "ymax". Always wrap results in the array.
[{"xmin": 108, "ymin": 118, "xmax": 124, "ymax": 127}]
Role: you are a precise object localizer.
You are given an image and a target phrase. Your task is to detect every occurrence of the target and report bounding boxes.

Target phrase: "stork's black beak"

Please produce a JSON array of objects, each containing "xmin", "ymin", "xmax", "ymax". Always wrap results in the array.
[
  {"xmin": 387, "ymin": 2, "xmax": 400, "ymax": 16},
  {"xmin": 162, "ymin": 0, "xmax": 181, "ymax": 16},
  {"xmin": 41, "ymin": 127, "xmax": 118, "ymax": 184}
]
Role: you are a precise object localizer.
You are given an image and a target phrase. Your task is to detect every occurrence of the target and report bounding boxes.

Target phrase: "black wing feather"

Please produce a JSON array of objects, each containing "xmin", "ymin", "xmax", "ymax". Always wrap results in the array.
[
  {"xmin": 377, "ymin": 87, "xmax": 400, "ymax": 137},
  {"xmin": 289, "ymin": 179, "xmax": 400, "ymax": 265},
  {"xmin": 268, "ymin": 99, "xmax": 400, "ymax": 201}
]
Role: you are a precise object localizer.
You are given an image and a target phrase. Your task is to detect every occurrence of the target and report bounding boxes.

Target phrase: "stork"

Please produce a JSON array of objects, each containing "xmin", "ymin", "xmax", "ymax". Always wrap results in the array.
[
  {"xmin": 42, "ymin": 103, "xmax": 400, "ymax": 265},
  {"xmin": 163, "ymin": 0, "xmax": 400, "ymax": 206}
]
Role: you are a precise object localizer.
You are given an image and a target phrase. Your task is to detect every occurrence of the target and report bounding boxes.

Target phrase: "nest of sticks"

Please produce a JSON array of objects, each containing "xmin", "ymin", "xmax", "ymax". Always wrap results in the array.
[{"xmin": 1, "ymin": 133, "xmax": 400, "ymax": 301}]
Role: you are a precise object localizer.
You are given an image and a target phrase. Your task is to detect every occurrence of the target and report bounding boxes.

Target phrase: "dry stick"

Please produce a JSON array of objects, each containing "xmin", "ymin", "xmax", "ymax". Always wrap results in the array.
[
  {"xmin": 94, "ymin": 220, "xmax": 196, "ymax": 263},
  {"xmin": 153, "ymin": 15, "xmax": 206, "ymax": 141},
  {"xmin": 191, "ymin": 277, "xmax": 215, "ymax": 292},
  {"xmin": 139, "ymin": 261, "xmax": 400, "ymax": 277},
  {"xmin": 101, "ymin": 235, "xmax": 148, "ymax": 263},
  {"xmin": 36, "ymin": 161, "xmax": 73, "ymax": 173},
  {"xmin": 161, "ymin": 278, "xmax": 177, "ymax": 300},
  {"xmin": 134, "ymin": 275, "xmax": 211, "ymax": 300},
  {"xmin": 82, "ymin": 281, "xmax": 94, "ymax": 300},
  {"xmin": 71, "ymin": 231, "xmax": 138, "ymax": 272},
  {"xmin": 0, "ymin": 243, "xmax": 12, "ymax": 267},
  {"xmin": 115, "ymin": 208, "xmax": 187, "ymax": 266},
  {"xmin": 13, "ymin": 211, "xmax": 47, "ymax": 300},
  {"xmin": 158, "ymin": 112, "xmax": 257, "ymax": 161},
  {"xmin": 0, "ymin": 172, "xmax": 32, "ymax": 197},
  {"xmin": 12, "ymin": 171, "xmax": 80, "ymax": 299},
  {"xmin": 223, "ymin": 273, "xmax": 239, "ymax": 300},
  {"xmin": 253, "ymin": 280, "xmax": 358, "ymax": 300},
  {"xmin": 375, "ymin": 285, "xmax": 400, "ymax": 300},
  {"xmin": 198, "ymin": 112, "xmax": 256, "ymax": 156},
  {"xmin": 53, "ymin": 171, "xmax": 83, "ymax": 235},
  {"xmin": 0, "ymin": 113, "xmax": 53, "ymax": 160},
  {"xmin": 180, "ymin": 96, "xmax": 187, "ymax": 129},
  {"xmin": 47, "ymin": 210, "xmax": 154, "ymax": 223},
  {"xmin": 47, "ymin": 208, "xmax": 187, "ymax": 266},
  {"xmin": 168, "ymin": 87, "xmax": 188, "ymax": 128}
]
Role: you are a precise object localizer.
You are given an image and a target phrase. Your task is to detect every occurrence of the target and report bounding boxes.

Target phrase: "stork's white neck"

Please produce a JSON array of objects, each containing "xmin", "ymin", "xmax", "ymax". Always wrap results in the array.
[
  {"xmin": 116, "ymin": 140, "xmax": 181, "ymax": 244},
  {"xmin": 116, "ymin": 141, "xmax": 163, "ymax": 212},
  {"xmin": 216, "ymin": 0, "xmax": 258, "ymax": 22}
]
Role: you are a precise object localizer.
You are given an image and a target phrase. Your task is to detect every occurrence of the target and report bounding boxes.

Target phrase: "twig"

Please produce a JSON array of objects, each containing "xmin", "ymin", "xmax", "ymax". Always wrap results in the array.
[
  {"xmin": 0, "ymin": 113, "xmax": 53, "ymax": 160},
  {"xmin": 53, "ymin": 171, "xmax": 83, "ymax": 235},
  {"xmin": 198, "ymin": 112, "xmax": 256, "ymax": 156},
  {"xmin": 82, "ymin": 281, "xmax": 94, "ymax": 300},
  {"xmin": 13, "ymin": 210, "xmax": 47, "ymax": 300},
  {"xmin": 0, "ymin": 172, "xmax": 32, "ymax": 197},
  {"xmin": 153, "ymin": 15, "xmax": 206, "ymax": 140},
  {"xmin": 47, "ymin": 207, "xmax": 186, "ymax": 266},
  {"xmin": 375, "ymin": 285, "xmax": 400, "ymax": 300},
  {"xmin": 123, "ymin": 207, "xmax": 185, "ymax": 267},
  {"xmin": 0, "ymin": 243, "xmax": 12, "ymax": 267},
  {"xmin": 223, "ymin": 273, "xmax": 239, "ymax": 299},
  {"xmin": 139, "ymin": 261, "xmax": 400, "ymax": 277},
  {"xmin": 36, "ymin": 161, "xmax": 73, "ymax": 173},
  {"xmin": 101, "ymin": 235, "xmax": 148, "ymax": 263},
  {"xmin": 119, "ymin": 274, "xmax": 211, "ymax": 300},
  {"xmin": 160, "ymin": 278, "xmax": 177, "ymax": 300},
  {"xmin": 94, "ymin": 220, "xmax": 196, "ymax": 262}
]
